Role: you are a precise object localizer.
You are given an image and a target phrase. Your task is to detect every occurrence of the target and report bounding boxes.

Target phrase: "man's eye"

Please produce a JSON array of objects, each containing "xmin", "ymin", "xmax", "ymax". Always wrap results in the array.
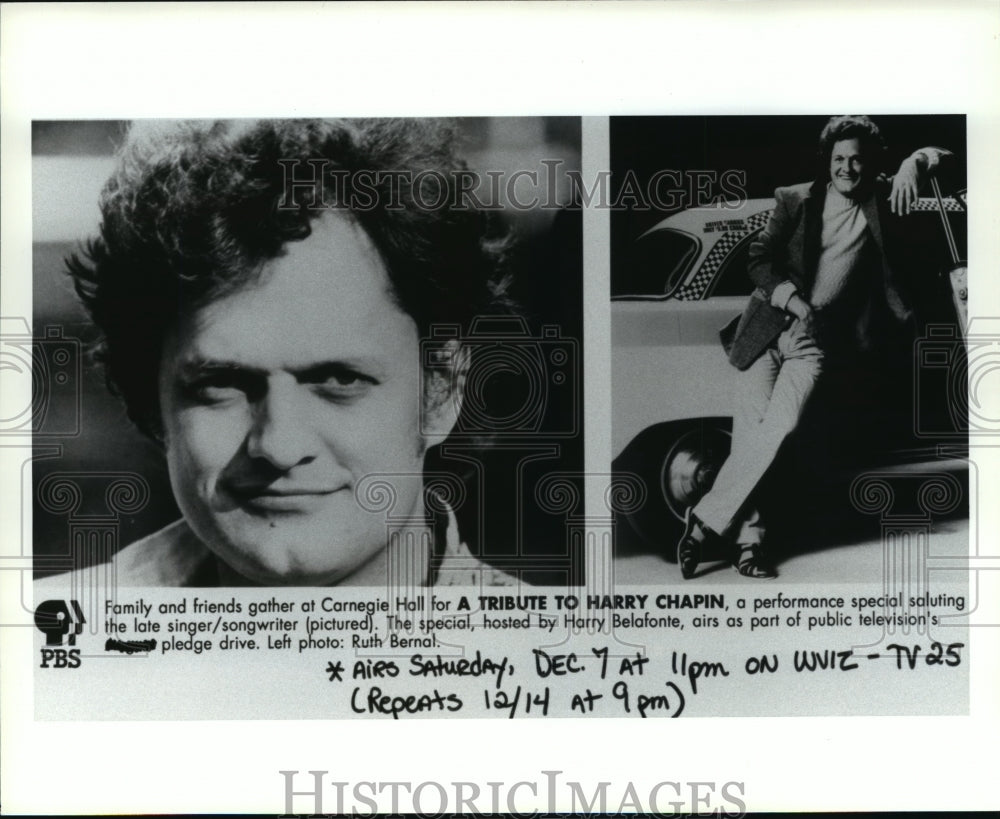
[
  {"xmin": 311, "ymin": 370, "xmax": 375, "ymax": 399},
  {"xmin": 181, "ymin": 377, "xmax": 247, "ymax": 405}
]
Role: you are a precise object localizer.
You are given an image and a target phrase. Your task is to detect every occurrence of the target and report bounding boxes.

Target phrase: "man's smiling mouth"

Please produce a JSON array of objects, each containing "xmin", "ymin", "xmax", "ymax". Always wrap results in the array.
[{"xmin": 224, "ymin": 484, "xmax": 346, "ymax": 513}]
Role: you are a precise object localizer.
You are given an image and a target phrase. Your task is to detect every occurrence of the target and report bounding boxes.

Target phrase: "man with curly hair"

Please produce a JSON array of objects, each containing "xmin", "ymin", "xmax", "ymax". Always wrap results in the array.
[
  {"xmin": 45, "ymin": 118, "xmax": 519, "ymax": 588},
  {"xmin": 677, "ymin": 115, "xmax": 951, "ymax": 579}
]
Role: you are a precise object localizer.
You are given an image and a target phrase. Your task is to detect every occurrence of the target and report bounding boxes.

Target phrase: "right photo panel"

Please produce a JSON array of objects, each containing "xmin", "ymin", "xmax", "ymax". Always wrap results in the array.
[
  {"xmin": 608, "ymin": 115, "xmax": 971, "ymax": 715},
  {"xmin": 612, "ymin": 114, "xmax": 967, "ymax": 584}
]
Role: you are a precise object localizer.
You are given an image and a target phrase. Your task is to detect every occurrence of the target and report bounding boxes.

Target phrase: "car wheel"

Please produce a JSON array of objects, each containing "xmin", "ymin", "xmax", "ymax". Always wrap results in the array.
[{"xmin": 613, "ymin": 419, "xmax": 731, "ymax": 553}]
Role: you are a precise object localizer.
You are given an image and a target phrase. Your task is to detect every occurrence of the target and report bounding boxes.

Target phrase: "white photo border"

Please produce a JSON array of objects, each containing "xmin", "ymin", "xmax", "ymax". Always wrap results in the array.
[{"xmin": 2, "ymin": 1, "xmax": 998, "ymax": 813}]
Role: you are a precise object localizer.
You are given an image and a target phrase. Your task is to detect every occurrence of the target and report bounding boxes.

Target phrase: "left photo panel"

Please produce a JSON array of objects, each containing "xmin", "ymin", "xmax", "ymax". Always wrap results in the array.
[{"xmin": 30, "ymin": 118, "xmax": 585, "ymax": 595}]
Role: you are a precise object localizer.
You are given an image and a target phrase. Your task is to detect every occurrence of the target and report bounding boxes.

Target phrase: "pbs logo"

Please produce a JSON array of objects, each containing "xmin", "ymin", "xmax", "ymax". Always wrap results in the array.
[{"xmin": 34, "ymin": 599, "xmax": 85, "ymax": 669}]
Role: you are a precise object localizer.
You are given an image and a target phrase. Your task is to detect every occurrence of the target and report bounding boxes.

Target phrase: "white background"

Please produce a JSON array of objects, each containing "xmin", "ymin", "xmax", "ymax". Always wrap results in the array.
[{"xmin": 3, "ymin": 1, "xmax": 999, "ymax": 813}]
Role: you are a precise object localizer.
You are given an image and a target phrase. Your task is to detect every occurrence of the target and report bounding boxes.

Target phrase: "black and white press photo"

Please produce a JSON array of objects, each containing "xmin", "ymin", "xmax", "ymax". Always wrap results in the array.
[
  {"xmin": 31, "ymin": 118, "xmax": 584, "ymax": 591},
  {"xmin": 23, "ymin": 113, "xmax": 977, "ymax": 726},
  {"xmin": 4, "ymin": 2, "xmax": 998, "ymax": 813},
  {"xmin": 610, "ymin": 115, "xmax": 969, "ymax": 583}
]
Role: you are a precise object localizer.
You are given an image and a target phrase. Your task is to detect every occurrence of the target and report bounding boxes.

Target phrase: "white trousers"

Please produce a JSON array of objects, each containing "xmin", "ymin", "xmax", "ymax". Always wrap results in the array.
[{"xmin": 693, "ymin": 321, "xmax": 824, "ymax": 545}]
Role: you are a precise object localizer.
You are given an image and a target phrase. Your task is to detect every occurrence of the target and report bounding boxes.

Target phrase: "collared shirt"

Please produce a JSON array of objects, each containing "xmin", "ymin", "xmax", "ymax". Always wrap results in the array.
[{"xmin": 35, "ymin": 510, "xmax": 517, "ymax": 590}]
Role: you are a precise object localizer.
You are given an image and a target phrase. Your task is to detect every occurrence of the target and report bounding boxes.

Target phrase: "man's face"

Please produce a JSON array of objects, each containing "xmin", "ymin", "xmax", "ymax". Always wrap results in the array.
[
  {"xmin": 829, "ymin": 137, "xmax": 870, "ymax": 198},
  {"xmin": 158, "ymin": 213, "xmax": 452, "ymax": 585}
]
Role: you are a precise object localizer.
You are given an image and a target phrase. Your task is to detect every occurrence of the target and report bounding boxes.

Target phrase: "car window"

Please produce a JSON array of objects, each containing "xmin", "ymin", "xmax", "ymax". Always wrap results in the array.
[
  {"xmin": 613, "ymin": 228, "xmax": 700, "ymax": 299},
  {"xmin": 705, "ymin": 230, "xmax": 758, "ymax": 297}
]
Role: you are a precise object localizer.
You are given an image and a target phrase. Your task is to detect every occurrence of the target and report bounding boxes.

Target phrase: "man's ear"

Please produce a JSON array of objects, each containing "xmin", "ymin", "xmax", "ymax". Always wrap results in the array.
[{"xmin": 422, "ymin": 340, "xmax": 468, "ymax": 446}]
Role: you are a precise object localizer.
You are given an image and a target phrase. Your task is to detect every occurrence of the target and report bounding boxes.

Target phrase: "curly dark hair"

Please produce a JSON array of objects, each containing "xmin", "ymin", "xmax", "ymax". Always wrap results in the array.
[
  {"xmin": 817, "ymin": 114, "xmax": 886, "ymax": 172},
  {"xmin": 68, "ymin": 119, "xmax": 512, "ymax": 438}
]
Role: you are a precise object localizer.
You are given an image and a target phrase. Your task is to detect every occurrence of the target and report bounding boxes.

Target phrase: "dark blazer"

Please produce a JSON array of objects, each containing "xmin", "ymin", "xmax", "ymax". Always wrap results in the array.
[{"xmin": 721, "ymin": 175, "xmax": 924, "ymax": 371}]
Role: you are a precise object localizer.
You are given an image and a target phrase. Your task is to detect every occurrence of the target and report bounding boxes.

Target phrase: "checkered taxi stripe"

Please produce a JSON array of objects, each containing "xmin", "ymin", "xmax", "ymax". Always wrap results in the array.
[
  {"xmin": 910, "ymin": 196, "xmax": 964, "ymax": 212},
  {"xmin": 670, "ymin": 195, "xmax": 963, "ymax": 302},
  {"xmin": 674, "ymin": 209, "xmax": 773, "ymax": 301}
]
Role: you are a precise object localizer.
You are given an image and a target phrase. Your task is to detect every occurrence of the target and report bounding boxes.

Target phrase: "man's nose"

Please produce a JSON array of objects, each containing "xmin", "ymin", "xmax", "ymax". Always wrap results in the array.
[{"xmin": 245, "ymin": 380, "xmax": 317, "ymax": 470}]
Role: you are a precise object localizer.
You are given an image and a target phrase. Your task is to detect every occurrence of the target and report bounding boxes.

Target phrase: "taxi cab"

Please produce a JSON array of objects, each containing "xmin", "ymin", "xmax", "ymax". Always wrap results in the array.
[{"xmin": 611, "ymin": 192, "xmax": 968, "ymax": 547}]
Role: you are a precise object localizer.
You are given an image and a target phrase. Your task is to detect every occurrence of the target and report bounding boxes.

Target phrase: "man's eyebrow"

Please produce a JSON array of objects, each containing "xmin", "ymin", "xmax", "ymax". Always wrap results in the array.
[
  {"xmin": 175, "ymin": 358, "xmax": 266, "ymax": 379},
  {"xmin": 175, "ymin": 356, "xmax": 385, "ymax": 380}
]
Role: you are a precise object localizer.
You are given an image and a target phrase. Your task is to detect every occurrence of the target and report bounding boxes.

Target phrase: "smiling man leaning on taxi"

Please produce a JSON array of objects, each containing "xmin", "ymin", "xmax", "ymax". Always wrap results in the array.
[{"xmin": 678, "ymin": 115, "xmax": 951, "ymax": 579}]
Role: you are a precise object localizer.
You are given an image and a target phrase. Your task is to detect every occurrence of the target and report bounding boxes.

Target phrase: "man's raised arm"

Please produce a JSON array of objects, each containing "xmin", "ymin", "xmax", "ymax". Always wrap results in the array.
[{"xmin": 889, "ymin": 146, "xmax": 954, "ymax": 216}]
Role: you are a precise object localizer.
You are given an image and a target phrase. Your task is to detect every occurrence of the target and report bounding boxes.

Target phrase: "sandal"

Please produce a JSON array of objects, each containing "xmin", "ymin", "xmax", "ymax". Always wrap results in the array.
[
  {"xmin": 734, "ymin": 544, "xmax": 777, "ymax": 578},
  {"xmin": 676, "ymin": 509, "xmax": 727, "ymax": 579},
  {"xmin": 676, "ymin": 509, "xmax": 701, "ymax": 579}
]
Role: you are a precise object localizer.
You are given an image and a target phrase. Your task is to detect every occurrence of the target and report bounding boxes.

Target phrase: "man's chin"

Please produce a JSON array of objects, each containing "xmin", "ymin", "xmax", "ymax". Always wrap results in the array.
[
  {"xmin": 833, "ymin": 178, "xmax": 871, "ymax": 200},
  {"xmin": 215, "ymin": 555, "xmax": 370, "ymax": 586},
  {"xmin": 205, "ymin": 536, "xmax": 386, "ymax": 586}
]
